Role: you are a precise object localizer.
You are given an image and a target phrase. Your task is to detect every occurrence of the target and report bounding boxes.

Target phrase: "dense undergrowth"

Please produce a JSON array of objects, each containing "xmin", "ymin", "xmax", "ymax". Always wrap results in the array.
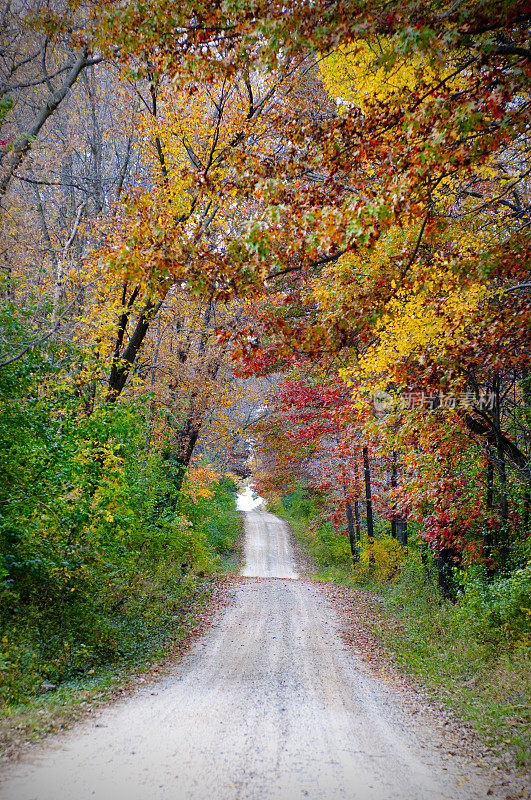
[
  {"xmin": 1, "ymin": 474, "xmax": 240, "ymax": 707},
  {"xmin": 272, "ymin": 488, "xmax": 531, "ymax": 768},
  {"xmin": 1, "ymin": 470, "xmax": 240, "ymax": 708},
  {"xmin": 0, "ymin": 331, "xmax": 241, "ymax": 711}
]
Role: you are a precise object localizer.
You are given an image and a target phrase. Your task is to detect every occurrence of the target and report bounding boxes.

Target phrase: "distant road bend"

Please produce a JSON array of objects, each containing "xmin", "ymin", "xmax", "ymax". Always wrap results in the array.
[{"xmin": 0, "ymin": 504, "xmax": 514, "ymax": 799}]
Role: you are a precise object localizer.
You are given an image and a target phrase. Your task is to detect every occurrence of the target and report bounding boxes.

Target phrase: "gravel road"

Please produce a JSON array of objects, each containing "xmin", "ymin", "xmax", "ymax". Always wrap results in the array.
[
  {"xmin": 241, "ymin": 511, "xmax": 298, "ymax": 579},
  {"xmin": 0, "ymin": 509, "xmax": 523, "ymax": 800}
]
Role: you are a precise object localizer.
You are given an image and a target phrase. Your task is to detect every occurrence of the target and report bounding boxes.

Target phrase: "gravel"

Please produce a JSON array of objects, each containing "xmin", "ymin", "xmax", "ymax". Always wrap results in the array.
[{"xmin": 0, "ymin": 509, "xmax": 527, "ymax": 800}]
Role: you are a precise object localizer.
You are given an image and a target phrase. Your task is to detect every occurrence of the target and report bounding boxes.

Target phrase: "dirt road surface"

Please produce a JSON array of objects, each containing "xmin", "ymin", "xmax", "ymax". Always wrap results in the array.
[
  {"xmin": 241, "ymin": 511, "xmax": 298, "ymax": 579},
  {"xmin": 0, "ymin": 509, "xmax": 524, "ymax": 800}
]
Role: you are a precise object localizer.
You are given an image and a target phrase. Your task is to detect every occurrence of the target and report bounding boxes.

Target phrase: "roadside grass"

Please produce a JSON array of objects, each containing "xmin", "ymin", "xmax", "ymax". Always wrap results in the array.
[
  {"xmin": 272, "ymin": 493, "xmax": 531, "ymax": 769},
  {"xmin": 385, "ymin": 557, "xmax": 531, "ymax": 768}
]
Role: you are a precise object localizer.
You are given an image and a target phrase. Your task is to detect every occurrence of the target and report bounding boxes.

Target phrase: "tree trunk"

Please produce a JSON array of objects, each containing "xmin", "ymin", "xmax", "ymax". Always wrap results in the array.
[
  {"xmin": 496, "ymin": 444, "xmax": 509, "ymax": 526},
  {"xmin": 345, "ymin": 501, "xmax": 359, "ymax": 563},
  {"xmin": 362, "ymin": 446, "xmax": 374, "ymax": 566},
  {"xmin": 486, "ymin": 446, "xmax": 494, "ymax": 510},
  {"xmin": 521, "ymin": 367, "xmax": 531, "ymax": 530},
  {"xmin": 162, "ymin": 423, "xmax": 202, "ymax": 497},
  {"xmin": 145, "ymin": 313, "xmax": 163, "ymax": 452},
  {"xmin": 354, "ymin": 498, "xmax": 361, "ymax": 541},
  {"xmin": 396, "ymin": 518, "xmax": 407, "ymax": 546},
  {"xmin": 390, "ymin": 450, "xmax": 398, "ymax": 539},
  {"xmin": 106, "ymin": 297, "xmax": 162, "ymax": 403},
  {"xmin": 0, "ymin": 50, "xmax": 91, "ymax": 202},
  {"xmin": 491, "ymin": 375, "xmax": 509, "ymax": 550},
  {"xmin": 437, "ymin": 549, "xmax": 458, "ymax": 601},
  {"xmin": 51, "ymin": 261, "xmax": 64, "ymax": 329}
]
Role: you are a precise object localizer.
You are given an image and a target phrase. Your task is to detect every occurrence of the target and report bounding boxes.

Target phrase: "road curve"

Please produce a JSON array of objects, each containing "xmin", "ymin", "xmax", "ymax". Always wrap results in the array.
[{"xmin": 0, "ymin": 510, "xmax": 510, "ymax": 800}]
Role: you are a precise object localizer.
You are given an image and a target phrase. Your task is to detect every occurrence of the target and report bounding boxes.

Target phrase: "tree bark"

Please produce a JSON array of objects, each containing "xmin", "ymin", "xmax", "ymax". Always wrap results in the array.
[
  {"xmin": 145, "ymin": 313, "xmax": 163, "ymax": 452},
  {"xmin": 106, "ymin": 297, "xmax": 162, "ymax": 403},
  {"xmin": 464, "ymin": 412, "xmax": 528, "ymax": 472},
  {"xmin": 486, "ymin": 446, "xmax": 494, "ymax": 510},
  {"xmin": 390, "ymin": 450, "xmax": 398, "ymax": 539},
  {"xmin": 0, "ymin": 50, "xmax": 92, "ymax": 202},
  {"xmin": 346, "ymin": 501, "xmax": 360, "ymax": 563},
  {"xmin": 362, "ymin": 446, "xmax": 374, "ymax": 566}
]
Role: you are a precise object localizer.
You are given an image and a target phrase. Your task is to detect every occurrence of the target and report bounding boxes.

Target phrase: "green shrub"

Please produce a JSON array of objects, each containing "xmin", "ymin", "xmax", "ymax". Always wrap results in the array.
[
  {"xmin": 178, "ymin": 477, "xmax": 241, "ymax": 568},
  {"xmin": 0, "ymin": 324, "xmax": 241, "ymax": 705},
  {"xmin": 456, "ymin": 560, "xmax": 531, "ymax": 646}
]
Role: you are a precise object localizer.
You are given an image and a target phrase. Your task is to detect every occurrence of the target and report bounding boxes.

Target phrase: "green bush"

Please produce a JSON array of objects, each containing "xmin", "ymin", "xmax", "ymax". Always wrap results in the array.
[
  {"xmin": 179, "ymin": 477, "xmax": 241, "ymax": 567},
  {"xmin": 455, "ymin": 559, "xmax": 531, "ymax": 645},
  {"xmin": 0, "ymin": 321, "xmax": 240, "ymax": 705}
]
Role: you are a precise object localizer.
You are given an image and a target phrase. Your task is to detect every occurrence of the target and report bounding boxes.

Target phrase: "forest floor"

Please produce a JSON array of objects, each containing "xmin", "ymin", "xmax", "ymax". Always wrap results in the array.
[{"xmin": 0, "ymin": 510, "xmax": 528, "ymax": 800}]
